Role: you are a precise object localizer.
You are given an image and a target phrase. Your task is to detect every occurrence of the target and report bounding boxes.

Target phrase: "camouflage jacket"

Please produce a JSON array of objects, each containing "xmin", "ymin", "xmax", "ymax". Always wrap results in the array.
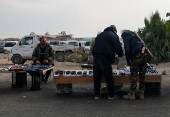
[{"xmin": 32, "ymin": 43, "xmax": 55, "ymax": 65}]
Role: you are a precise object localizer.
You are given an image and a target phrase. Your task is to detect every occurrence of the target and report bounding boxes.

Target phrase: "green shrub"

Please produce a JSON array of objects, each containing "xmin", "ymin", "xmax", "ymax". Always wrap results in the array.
[
  {"xmin": 65, "ymin": 51, "xmax": 90, "ymax": 63},
  {"xmin": 90, "ymin": 40, "xmax": 95, "ymax": 51}
]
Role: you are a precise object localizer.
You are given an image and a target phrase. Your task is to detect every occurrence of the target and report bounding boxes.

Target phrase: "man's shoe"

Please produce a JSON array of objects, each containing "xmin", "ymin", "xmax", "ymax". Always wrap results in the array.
[
  {"xmin": 95, "ymin": 95, "xmax": 101, "ymax": 100},
  {"xmin": 108, "ymin": 95, "xmax": 119, "ymax": 100},
  {"xmin": 43, "ymin": 78, "xmax": 48, "ymax": 83}
]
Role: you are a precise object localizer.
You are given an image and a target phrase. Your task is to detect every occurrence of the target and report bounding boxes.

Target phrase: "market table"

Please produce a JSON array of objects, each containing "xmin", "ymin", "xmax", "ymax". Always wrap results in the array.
[
  {"xmin": 0, "ymin": 66, "xmax": 54, "ymax": 90},
  {"xmin": 54, "ymin": 72, "xmax": 162, "ymax": 93}
]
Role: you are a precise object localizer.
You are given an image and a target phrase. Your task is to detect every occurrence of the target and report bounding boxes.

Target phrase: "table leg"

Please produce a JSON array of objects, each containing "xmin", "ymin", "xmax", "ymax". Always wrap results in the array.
[
  {"xmin": 12, "ymin": 72, "xmax": 27, "ymax": 88},
  {"xmin": 30, "ymin": 72, "xmax": 42, "ymax": 91}
]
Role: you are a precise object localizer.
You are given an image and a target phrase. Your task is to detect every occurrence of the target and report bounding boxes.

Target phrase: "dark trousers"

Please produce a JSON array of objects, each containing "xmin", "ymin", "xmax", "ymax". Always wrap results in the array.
[
  {"xmin": 29, "ymin": 69, "xmax": 52, "ymax": 81},
  {"xmin": 44, "ymin": 69, "xmax": 52, "ymax": 80},
  {"xmin": 93, "ymin": 57, "xmax": 115, "ymax": 96}
]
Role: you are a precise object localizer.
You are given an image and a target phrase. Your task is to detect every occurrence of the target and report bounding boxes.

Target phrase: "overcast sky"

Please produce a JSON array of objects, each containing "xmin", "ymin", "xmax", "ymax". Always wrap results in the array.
[{"xmin": 0, "ymin": 0, "xmax": 170, "ymax": 39}]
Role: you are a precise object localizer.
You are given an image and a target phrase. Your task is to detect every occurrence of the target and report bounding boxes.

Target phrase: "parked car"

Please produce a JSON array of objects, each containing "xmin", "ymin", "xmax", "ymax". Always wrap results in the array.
[
  {"xmin": 4, "ymin": 41, "xmax": 18, "ymax": 51},
  {"xmin": 59, "ymin": 41, "xmax": 68, "ymax": 45},
  {"xmin": 48, "ymin": 41, "xmax": 59, "ymax": 45},
  {"xmin": 120, "ymin": 41, "xmax": 124, "ymax": 49},
  {"xmin": 67, "ymin": 40, "xmax": 86, "ymax": 48},
  {"xmin": 0, "ymin": 42, "xmax": 5, "ymax": 53},
  {"xmin": 8, "ymin": 35, "xmax": 77, "ymax": 64}
]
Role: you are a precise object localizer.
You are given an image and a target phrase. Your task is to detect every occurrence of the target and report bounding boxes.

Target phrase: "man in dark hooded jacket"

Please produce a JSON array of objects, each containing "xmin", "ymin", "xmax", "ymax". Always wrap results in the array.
[
  {"xmin": 121, "ymin": 31, "xmax": 149, "ymax": 100},
  {"xmin": 92, "ymin": 25, "xmax": 123, "ymax": 99}
]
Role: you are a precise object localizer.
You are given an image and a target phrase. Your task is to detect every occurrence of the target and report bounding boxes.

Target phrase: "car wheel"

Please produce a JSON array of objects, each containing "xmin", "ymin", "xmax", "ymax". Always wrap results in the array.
[
  {"xmin": 56, "ymin": 52, "xmax": 65, "ymax": 62},
  {"xmin": 12, "ymin": 55, "xmax": 23, "ymax": 64}
]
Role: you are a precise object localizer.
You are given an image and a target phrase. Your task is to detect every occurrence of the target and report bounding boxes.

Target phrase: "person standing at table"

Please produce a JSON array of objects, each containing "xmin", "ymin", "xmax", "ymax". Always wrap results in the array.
[
  {"xmin": 92, "ymin": 25, "xmax": 123, "ymax": 99},
  {"xmin": 32, "ymin": 36, "xmax": 55, "ymax": 83},
  {"xmin": 121, "ymin": 30, "xmax": 149, "ymax": 100}
]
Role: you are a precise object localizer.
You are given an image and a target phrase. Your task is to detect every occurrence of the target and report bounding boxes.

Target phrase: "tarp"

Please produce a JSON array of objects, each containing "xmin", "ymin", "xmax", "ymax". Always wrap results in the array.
[{"xmin": 82, "ymin": 37, "xmax": 93, "ymax": 41}]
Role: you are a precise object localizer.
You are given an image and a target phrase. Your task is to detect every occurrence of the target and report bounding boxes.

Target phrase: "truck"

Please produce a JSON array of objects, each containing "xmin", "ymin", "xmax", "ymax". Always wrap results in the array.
[
  {"xmin": 0, "ymin": 42, "xmax": 5, "ymax": 53},
  {"xmin": 8, "ymin": 35, "xmax": 77, "ymax": 64}
]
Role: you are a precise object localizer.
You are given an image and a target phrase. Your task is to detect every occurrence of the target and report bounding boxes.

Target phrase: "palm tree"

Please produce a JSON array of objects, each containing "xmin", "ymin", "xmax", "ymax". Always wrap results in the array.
[{"xmin": 138, "ymin": 11, "xmax": 170, "ymax": 63}]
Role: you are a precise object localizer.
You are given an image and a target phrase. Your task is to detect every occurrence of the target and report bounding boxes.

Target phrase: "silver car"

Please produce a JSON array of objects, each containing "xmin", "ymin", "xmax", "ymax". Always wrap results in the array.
[{"xmin": 0, "ymin": 42, "xmax": 5, "ymax": 53}]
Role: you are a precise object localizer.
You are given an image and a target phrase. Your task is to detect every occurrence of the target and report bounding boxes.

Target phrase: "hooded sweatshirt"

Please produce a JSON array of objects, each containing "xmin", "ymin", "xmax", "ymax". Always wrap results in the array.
[
  {"xmin": 122, "ymin": 32, "xmax": 143, "ymax": 64},
  {"xmin": 92, "ymin": 27, "xmax": 123, "ymax": 63}
]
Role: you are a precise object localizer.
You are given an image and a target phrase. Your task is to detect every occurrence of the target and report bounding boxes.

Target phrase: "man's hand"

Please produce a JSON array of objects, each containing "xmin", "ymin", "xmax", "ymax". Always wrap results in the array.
[
  {"xmin": 141, "ymin": 47, "xmax": 146, "ymax": 53},
  {"xmin": 36, "ymin": 60, "xmax": 41, "ymax": 64},
  {"xmin": 44, "ymin": 60, "xmax": 48, "ymax": 64}
]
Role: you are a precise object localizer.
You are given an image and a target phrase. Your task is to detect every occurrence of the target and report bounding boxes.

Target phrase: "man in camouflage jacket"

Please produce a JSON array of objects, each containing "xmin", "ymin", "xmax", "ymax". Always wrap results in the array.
[
  {"xmin": 121, "ymin": 31, "xmax": 149, "ymax": 100},
  {"xmin": 32, "ymin": 36, "xmax": 54, "ymax": 83}
]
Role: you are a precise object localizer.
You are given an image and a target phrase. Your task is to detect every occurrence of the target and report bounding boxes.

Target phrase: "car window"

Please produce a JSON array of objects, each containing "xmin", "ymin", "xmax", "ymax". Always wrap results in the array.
[
  {"xmin": 85, "ymin": 42, "xmax": 91, "ymax": 46},
  {"xmin": 4, "ymin": 42, "xmax": 16, "ymax": 47},
  {"xmin": 60, "ymin": 42, "xmax": 67, "ymax": 45},
  {"xmin": 0, "ymin": 43, "xmax": 4, "ymax": 47},
  {"xmin": 68, "ymin": 42, "xmax": 78, "ymax": 46},
  {"xmin": 50, "ymin": 42, "xmax": 54, "ymax": 45},
  {"xmin": 20, "ymin": 37, "xmax": 33, "ymax": 45}
]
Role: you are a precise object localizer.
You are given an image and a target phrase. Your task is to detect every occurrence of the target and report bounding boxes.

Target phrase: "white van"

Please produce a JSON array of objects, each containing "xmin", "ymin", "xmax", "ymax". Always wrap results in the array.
[
  {"xmin": 120, "ymin": 41, "xmax": 124, "ymax": 49},
  {"xmin": 59, "ymin": 41, "xmax": 68, "ymax": 45},
  {"xmin": 84, "ymin": 41, "xmax": 91, "ymax": 51},
  {"xmin": 67, "ymin": 40, "xmax": 86, "ymax": 48},
  {"xmin": 4, "ymin": 41, "xmax": 18, "ymax": 51}
]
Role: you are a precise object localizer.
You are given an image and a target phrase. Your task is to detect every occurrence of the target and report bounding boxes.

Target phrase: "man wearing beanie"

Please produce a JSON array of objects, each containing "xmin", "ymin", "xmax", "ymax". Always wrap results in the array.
[{"xmin": 92, "ymin": 25, "xmax": 123, "ymax": 99}]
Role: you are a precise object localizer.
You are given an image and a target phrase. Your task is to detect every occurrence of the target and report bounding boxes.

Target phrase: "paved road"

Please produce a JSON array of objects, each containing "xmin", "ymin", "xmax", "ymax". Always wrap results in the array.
[{"xmin": 0, "ymin": 73, "xmax": 170, "ymax": 117}]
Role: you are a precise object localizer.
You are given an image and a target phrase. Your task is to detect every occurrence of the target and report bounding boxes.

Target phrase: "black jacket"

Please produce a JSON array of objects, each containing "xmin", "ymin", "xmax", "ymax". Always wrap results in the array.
[
  {"xmin": 92, "ymin": 27, "xmax": 123, "ymax": 63},
  {"xmin": 122, "ymin": 32, "xmax": 143, "ymax": 64}
]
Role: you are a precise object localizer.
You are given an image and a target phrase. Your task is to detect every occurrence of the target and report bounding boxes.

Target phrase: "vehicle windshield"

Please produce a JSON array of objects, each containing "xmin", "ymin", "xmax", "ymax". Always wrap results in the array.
[
  {"xmin": 85, "ymin": 42, "xmax": 91, "ymax": 46},
  {"xmin": 68, "ymin": 42, "xmax": 78, "ymax": 46},
  {"xmin": 50, "ymin": 41, "xmax": 54, "ymax": 45},
  {"xmin": 60, "ymin": 42, "xmax": 68, "ymax": 45},
  {"xmin": 4, "ymin": 42, "xmax": 16, "ymax": 47},
  {"xmin": 49, "ymin": 41, "xmax": 59, "ymax": 45},
  {"xmin": 0, "ymin": 43, "xmax": 4, "ymax": 47}
]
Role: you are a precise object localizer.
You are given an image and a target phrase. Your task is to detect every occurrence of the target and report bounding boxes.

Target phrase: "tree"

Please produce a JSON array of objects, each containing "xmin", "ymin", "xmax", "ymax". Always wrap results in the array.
[
  {"xmin": 30, "ymin": 32, "xmax": 36, "ymax": 35},
  {"xmin": 138, "ymin": 11, "xmax": 170, "ymax": 63}
]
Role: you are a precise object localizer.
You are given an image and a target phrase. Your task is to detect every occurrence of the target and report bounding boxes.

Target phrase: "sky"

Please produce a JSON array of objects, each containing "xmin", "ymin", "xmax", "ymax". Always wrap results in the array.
[{"xmin": 0, "ymin": 0, "xmax": 170, "ymax": 39}]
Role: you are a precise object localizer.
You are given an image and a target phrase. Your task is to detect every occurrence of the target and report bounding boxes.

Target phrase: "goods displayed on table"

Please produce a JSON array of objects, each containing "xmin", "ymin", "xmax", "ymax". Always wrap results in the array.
[
  {"xmin": 9, "ymin": 64, "xmax": 29, "ymax": 71},
  {"xmin": 54, "ymin": 70, "xmax": 93, "ymax": 76},
  {"xmin": 26, "ymin": 64, "xmax": 53, "ymax": 72},
  {"xmin": 0, "ymin": 64, "xmax": 53, "ymax": 72},
  {"xmin": 55, "ymin": 63, "xmax": 161, "ymax": 77},
  {"xmin": 0, "ymin": 64, "xmax": 29, "ymax": 71},
  {"xmin": 124, "ymin": 63, "xmax": 161, "ymax": 75},
  {"xmin": 0, "ymin": 66, "xmax": 13, "ymax": 71}
]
